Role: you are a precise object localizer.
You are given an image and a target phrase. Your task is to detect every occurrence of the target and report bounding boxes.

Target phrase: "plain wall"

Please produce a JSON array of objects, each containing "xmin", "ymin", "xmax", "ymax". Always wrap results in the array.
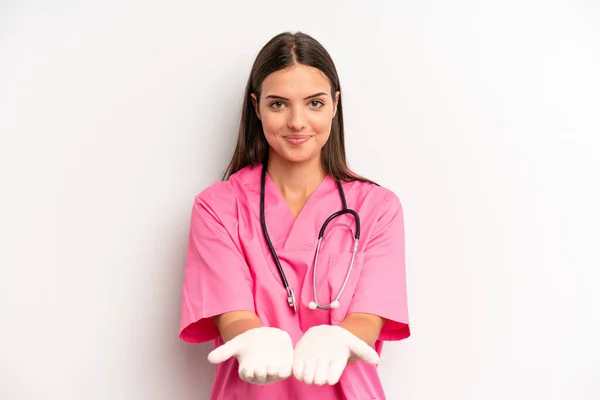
[{"xmin": 1, "ymin": 0, "xmax": 599, "ymax": 399}]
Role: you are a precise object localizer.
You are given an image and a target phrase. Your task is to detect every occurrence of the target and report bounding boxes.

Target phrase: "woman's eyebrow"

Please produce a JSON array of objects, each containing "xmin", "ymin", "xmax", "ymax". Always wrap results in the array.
[{"xmin": 264, "ymin": 92, "xmax": 329, "ymax": 101}]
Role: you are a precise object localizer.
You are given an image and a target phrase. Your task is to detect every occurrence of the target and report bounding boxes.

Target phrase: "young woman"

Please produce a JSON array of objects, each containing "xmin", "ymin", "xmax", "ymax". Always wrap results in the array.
[{"xmin": 179, "ymin": 31, "xmax": 410, "ymax": 400}]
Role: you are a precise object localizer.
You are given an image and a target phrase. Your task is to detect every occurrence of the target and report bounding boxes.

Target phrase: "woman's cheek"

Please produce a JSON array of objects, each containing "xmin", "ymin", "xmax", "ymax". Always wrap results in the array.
[{"xmin": 262, "ymin": 114, "xmax": 284, "ymax": 136}]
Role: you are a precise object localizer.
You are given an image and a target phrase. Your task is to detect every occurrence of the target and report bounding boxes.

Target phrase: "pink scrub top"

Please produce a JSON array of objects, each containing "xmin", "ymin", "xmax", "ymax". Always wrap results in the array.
[{"xmin": 179, "ymin": 164, "xmax": 410, "ymax": 400}]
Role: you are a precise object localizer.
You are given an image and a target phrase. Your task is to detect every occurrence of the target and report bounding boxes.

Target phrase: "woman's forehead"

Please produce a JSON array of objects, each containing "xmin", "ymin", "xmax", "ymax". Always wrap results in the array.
[{"xmin": 260, "ymin": 64, "xmax": 331, "ymax": 98}]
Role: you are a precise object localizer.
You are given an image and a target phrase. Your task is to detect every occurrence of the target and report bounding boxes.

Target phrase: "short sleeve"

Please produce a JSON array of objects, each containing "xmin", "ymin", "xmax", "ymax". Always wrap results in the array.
[
  {"xmin": 179, "ymin": 189, "xmax": 255, "ymax": 343},
  {"xmin": 348, "ymin": 192, "xmax": 410, "ymax": 341}
]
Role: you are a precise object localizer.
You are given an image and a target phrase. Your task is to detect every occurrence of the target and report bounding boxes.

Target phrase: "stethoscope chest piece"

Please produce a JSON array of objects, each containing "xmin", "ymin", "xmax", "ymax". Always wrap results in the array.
[{"xmin": 308, "ymin": 300, "xmax": 340, "ymax": 310}]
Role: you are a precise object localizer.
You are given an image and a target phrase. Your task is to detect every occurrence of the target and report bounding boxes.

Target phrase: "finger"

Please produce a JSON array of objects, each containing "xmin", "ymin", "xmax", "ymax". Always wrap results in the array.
[
  {"xmin": 266, "ymin": 361, "xmax": 291, "ymax": 380},
  {"xmin": 345, "ymin": 336, "xmax": 380, "ymax": 365},
  {"xmin": 207, "ymin": 340, "xmax": 240, "ymax": 364},
  {"xmin": 253, "ymin": 364, "xmax": 268, "ymax": 384},
  {"xmin": 292, "ymin": 359, "xmax": 305, "ymax": 381},
  {"xmin": 263, "ymin": 375, "xmax": 281, "ymax": 385},
  {"xmin": 327, "ymin": 358, "xmax": 348, "ymax": 385},
  {"xmin": 263, "ymin": 366, "xmax": 289, "ymax": 385},
  {"xmin": 266, "ymin": 363, "xmax": 279, "ymax": 377},
  {"xmin": 238, "ymin": 361, "xmax": 255, "ymax": 382},
  {"xmin": 312, "ymin": 359, "xmax": 330, "ymax": 386},
  {"xmin": 302, "ymin": 359, "xmax": 318, "ymax": 385},
  {"xmin": 277, "ymin": 364, "xmax": 292, "ymax": 379},
  {"xmin": 238, "ymin": 365, "xmax": 254, "ymax": 383}
]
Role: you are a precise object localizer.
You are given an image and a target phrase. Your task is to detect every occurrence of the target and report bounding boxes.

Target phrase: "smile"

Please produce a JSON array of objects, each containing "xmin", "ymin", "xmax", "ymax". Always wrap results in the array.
[{"xmin": 284, "ymin": 135, "xmax": 312, "ymax": 146}]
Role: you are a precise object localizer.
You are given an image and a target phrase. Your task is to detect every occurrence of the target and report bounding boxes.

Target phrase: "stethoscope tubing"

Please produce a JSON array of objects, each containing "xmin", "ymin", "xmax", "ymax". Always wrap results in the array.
[{"xmin": 260, "ymin": 163, "xmax": 360, "ymax": 313}]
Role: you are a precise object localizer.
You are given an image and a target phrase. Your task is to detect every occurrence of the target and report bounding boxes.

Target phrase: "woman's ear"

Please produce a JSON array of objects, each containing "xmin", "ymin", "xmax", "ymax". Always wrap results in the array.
[
  {"xmin": 333, "ymin": 91, "xmax": 340, "ymax": 118},
  {"xmin": 250, "ymin": 93, "xmax": 261, "ymax": 120}
]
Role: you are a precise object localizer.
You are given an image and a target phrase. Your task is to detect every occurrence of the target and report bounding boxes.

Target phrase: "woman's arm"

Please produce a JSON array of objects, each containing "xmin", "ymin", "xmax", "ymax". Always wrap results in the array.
[
  {"xmin": 341, "ymin": 192, "xmax": 410, "ymax": 343},
  {"xmin": 340, "ymin": 312, "xmax": 385, "ymax": 363},
  {"xmin": 213, "ymin": 311, "xmax": 263, "ymax": 342}
]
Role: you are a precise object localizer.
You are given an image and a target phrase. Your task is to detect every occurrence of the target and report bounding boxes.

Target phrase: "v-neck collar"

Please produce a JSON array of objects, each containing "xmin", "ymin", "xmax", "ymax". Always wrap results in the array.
[
  {"xmin": 264, "ymin": 168, "xmax": 337, "ymax": 251},
  {"xmin": 236, "ymin": 164, "xmax": 340, "ymax": 252}
]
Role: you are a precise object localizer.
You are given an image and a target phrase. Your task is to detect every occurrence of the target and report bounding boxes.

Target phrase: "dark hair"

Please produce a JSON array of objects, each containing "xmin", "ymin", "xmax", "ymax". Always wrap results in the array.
[{"xmin": 222, "ymin": 31, "xmax": 376, "ymax": 185}]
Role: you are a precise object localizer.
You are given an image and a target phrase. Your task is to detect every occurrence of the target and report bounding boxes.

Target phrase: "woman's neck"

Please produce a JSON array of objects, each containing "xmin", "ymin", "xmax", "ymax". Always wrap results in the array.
[{"xmin": 267, "ymin": 155, "xmax": 325, "ymax": 201}]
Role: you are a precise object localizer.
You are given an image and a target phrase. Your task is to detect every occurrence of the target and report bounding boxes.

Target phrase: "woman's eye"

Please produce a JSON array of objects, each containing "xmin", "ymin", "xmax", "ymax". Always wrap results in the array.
[
  {"xmin": 269, "ymin": 101, "xmax": 284, "ymax": 109},
  {"xmin": 310, "ymin": 100, "xmax": 324, "ymax": 108}
]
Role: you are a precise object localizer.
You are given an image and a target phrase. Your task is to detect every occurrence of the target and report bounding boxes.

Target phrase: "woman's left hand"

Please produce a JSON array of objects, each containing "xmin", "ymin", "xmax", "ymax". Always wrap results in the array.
[{"xmin": 292, "ymin": 325, "xmax": 380, "ymax": 385}]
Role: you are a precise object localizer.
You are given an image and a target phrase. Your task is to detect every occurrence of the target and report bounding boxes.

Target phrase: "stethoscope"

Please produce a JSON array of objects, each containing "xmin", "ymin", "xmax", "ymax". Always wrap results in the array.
[{"xmin": 260, "ymin": 163, "xmax": 361, "ymax": 314}]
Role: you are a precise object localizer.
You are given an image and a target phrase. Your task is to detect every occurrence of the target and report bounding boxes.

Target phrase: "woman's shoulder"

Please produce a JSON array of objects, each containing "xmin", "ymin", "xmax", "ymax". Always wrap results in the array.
[
  {"xmin": 344, "ymin": 177, "xmax": 402, "ymax": 208},
  {"xmin": 193, "ymin": 164, "xmax": 259, "ymax": 210},
  {"xmin": 195, "ymin": 180, "xmax": 234, "ymax": 204},
  {"xmin": 343, "ymin": 179, "xmax": 404, "ymax": 236}
]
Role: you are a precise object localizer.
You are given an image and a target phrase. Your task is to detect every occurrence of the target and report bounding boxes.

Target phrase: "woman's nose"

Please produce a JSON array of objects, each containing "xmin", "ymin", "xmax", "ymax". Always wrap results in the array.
[{"xmin": 287, "ymin": 107, "xmax": 307, "ymax": 131}]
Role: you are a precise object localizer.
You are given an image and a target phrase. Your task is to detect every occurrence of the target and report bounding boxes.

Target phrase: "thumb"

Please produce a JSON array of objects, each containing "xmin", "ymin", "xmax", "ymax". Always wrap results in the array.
[
  {"xmin": 207, "ymin": 338, "xmax": 241, "ymax": 364},
  {"xmin": 344, "ymin": 334, "xmax": 380, "ymax": 365}
]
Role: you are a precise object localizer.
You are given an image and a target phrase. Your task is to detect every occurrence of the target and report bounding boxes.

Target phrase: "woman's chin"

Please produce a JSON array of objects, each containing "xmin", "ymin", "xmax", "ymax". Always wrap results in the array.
[{"xmin": 274, "ymin": 149, "xmax": 320, "ymax": 165}]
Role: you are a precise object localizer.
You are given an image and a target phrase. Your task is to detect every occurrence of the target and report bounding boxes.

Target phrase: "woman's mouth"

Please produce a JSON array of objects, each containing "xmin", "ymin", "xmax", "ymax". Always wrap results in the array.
[{"xmin": 284, "ymin": 135, "xmax": 311, "ymax": 146}]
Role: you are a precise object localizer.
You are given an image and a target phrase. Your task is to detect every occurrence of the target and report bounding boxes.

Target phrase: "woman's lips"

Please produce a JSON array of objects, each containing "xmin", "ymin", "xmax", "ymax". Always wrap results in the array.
[{"xmin": 284, "ymin": 135, "xmax": 311, "ymax": 146}]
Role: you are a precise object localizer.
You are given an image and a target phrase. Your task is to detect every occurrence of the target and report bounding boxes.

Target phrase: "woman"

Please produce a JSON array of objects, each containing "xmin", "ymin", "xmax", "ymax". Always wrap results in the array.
[{"xmin": 179, "ymin": 31, "xmax": 410, "ymax": 399}]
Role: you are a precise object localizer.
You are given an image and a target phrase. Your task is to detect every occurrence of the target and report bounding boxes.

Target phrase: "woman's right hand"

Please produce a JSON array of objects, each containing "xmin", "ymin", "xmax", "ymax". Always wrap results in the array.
[{"xmin": 207, "ymin": 326, "xmax": 294, "ymax": 385}]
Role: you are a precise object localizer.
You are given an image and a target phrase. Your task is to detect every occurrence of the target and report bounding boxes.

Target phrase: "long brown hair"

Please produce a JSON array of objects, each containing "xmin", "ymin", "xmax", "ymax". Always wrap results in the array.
[{"xmin": 222, "ymin": 31, "xmax": 376, "ymax": 185}]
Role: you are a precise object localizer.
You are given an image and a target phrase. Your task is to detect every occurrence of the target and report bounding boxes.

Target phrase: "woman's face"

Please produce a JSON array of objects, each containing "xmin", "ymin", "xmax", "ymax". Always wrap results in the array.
[{"xmin": 252, "ymin": 64, "xmax": 339, "ymax": 166}]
